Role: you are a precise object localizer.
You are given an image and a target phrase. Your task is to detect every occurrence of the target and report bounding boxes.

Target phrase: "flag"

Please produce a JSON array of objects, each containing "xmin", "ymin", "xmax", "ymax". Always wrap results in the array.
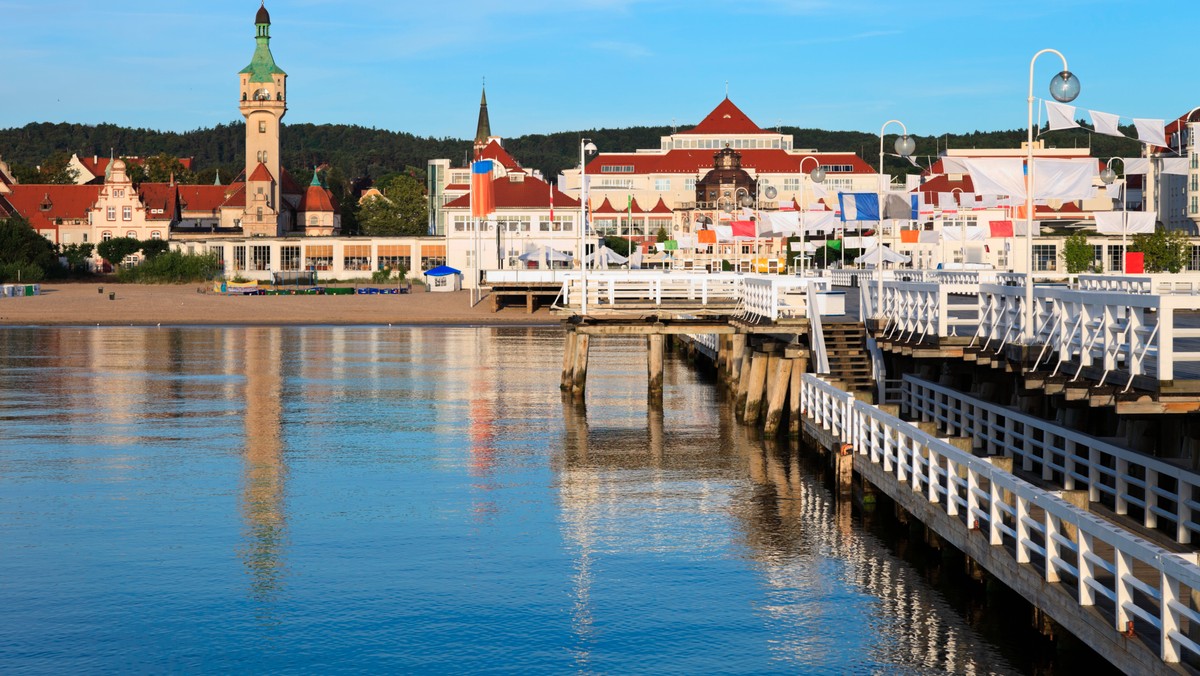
[
  {"xmin": 548, "ymin": 183, "xmax": 554, "ymax": 223},
  {"xmin": 837, "ymin": 193, "xmax": 880, "ymax": 222},
  {"xmin": 730, "ymin": 220, "xmax": 755, "ymax": 238},
  {"xmin": 471, "ymin": 160, "xmax": 494, "ymax": 218}
]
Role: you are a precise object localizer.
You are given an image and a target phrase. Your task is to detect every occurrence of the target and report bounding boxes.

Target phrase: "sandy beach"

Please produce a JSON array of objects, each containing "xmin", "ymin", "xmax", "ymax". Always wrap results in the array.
[{"xmin": 0, "ymin": 283, "xmax": 561, "ymax": 327}]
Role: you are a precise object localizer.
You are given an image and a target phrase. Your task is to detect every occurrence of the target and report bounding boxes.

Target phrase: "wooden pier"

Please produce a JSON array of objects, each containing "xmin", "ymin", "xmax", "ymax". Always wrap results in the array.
[{"xmin": 549, "ymin": 267, "xmax": 1200, "ymax": 673}]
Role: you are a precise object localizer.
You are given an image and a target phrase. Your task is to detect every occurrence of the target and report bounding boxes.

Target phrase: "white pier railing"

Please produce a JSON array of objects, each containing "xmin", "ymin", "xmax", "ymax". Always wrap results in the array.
[
  {"xmin": 740, "ymin": 276, "xmax": 829, "ymax": 321},
  {"xmin": 1077, "ymin": 273, "xmax": 1200, "ymax": 295},
  {"xmin": 901, "ymin": 375, "xmax": 1200, "ymax": 544},
  {"xmin": 865, "ymin": 281, "xmax": 980, "ymax": 341},
  {"xmin": 801, "ymin": 373, "xmax": 1200, "ymax": 666},
  {"xmin": 976, "ymin": 284, "xmax": 1200, "ymax": 384},
  {"xmin": 558, "ymin": 271, "xmax": 743, "ymax": 310}
]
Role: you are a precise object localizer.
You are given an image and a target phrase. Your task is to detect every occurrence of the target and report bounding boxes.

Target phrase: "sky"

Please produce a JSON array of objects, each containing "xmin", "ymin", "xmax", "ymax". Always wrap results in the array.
[{"xmin": 2, "ymin": 0, "xmax": 1195, "ymax": 142}]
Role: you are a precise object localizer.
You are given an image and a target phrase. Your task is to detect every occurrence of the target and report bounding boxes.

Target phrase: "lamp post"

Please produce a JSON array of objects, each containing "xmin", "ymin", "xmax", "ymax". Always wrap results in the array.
[
  {"xmin": 1024, "ymin": 50, "xmax": 1080, "ymax": 345},
  {"xmin": 877, "ymin": 120, "xmax": 916, "ymax": 320},
  {"xmin": 798, "ymin": 156, "xmax": 825, "ymax": 277},
  {"xmin": 1099, "ymin": 158, "xmax": 1127, "ymax": 271},
  {"xmin": 580, "ymin": 139, "xmax": 597, "ymax": 314}
]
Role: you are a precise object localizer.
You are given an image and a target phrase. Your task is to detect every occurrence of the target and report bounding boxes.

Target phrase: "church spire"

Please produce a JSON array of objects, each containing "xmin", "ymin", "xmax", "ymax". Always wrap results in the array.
[{"xmin": 473, "ymin": 85, "xmax": 491, "ymax": 158}]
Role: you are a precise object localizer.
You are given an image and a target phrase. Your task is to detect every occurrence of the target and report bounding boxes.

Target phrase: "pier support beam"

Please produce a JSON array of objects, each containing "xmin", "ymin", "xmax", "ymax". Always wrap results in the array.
[
  {"xmin": 764, "ymin": 358, "xmax": 794, "ymax": 435},
  {"xmin": 571, "ymin": 334, "xmax": 591, "ymax": 400},
  {"xmin": 647, "ymin": 334, "xmax": 664, "ymax": 407},
  {"xmin": 561, "ymin": 330, "xmax": 577, "ymax": 391},
  {"xmin": 730, "ymin": 334, "xmax": 747, "ymax": 386},
  {"xmin": 789, "ymin": 356, "xmax": 804, "ymax": 435},
  {"xmin": 735, "ymin": 345, "xmax": 754, "ymax": 416},
  {"xmin": 744, "ymin": 350, "xmax": 769, "ymax": 424}
]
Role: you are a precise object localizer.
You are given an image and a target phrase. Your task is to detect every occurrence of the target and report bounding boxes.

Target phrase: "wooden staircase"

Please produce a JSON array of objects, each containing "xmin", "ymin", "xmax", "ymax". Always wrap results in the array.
[{"xmin": 818, "ymin": 322, "xmax": 875, "ymax": 393}]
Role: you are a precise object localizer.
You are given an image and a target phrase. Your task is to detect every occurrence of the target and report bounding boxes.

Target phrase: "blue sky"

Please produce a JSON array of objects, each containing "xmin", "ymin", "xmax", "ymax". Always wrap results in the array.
[{"xmin": 2, "ymin": 0, "xmax": 1193, "ymax": 140}]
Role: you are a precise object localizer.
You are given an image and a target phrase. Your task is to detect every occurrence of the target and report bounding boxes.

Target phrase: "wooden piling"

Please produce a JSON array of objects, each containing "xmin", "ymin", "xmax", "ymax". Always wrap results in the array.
[
  {"xmin": 744, "ymin": 351, "xmax": 769, "ymax": 424},
  {"xmin": 561, "ymin": 329, "xmax": 577, "ymax": 391},
  {"xmin": 730, "ymin": 334, "xmax": 747, "ymax": 385},
  {"xmin": 735, "ymin": 345, "xmax": 754, "ymax": 415},
  {"xmin": 571, "ymin": 334, "xmax": 591, "ymax": 399},
  {"xmin": 763, "ymin": 357, "xmax": 794, "ymax": 435},
  {"xmin": 647, "ymin": 333, "xmax": 664, "ymax": 406}
]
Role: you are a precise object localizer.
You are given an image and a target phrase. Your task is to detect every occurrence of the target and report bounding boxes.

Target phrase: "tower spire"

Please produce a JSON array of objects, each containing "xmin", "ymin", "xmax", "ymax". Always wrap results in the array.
[{"xmin": 473, "ymin": 84, "xmax": 491, "ymax": 159}]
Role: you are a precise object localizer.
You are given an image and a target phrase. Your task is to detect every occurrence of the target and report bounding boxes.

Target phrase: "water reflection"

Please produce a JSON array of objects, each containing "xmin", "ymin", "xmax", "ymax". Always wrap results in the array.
[{"xmin": 239, "ymin": 327, "xmax": 288, "ymax": 617}]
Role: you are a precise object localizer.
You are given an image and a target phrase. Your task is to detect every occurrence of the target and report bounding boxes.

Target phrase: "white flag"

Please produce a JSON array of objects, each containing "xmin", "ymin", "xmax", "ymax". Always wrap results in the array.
[
  {"xmin": 1124, "ymin": 158, "xmax": 1150, "ymax": 174},
  {"xmin": 962, "ymin": 158, "xmax": 1027, "ymax": 200},
  {"xmin": 1161, "ymin": 157, "xmax": 1189, "ymax": 176},
  {"xmin": 1134, "ymin": 118, "xmax": 1167, "ymax": 147},
  {"xmin": 1046, "ymin": 101, "xmax": 1079, "ymax": 130},
  {"xmin": 1091, "ymin": 110, "xmax": 1122, "ymax": 137},
  {"xmin": 1032, "ymin": 158, "xmax": 1097, "ymax": 200}
]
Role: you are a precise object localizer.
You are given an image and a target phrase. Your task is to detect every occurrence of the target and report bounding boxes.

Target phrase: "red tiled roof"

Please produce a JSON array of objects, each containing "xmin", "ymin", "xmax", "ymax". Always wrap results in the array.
[
  {"xmin": 4, "ymin": 184, "xmax": 101, "ymax": 231},
  {"xmin": 593, "ymin": 197, "xmax": 620, "ymax": 214},
  {"xmin": 586, "ymin": 149, "xmax": 873, "ymax": 175},
  {"xmin": 445, "ymin": 183, "xmax": 470, "ymax": 191},
  {"xmin": 137, "ymin": 183, "xmax": 177, "ymax": 221},
  {"xmin": 478, "ymin": 140, "xmax": 522, "ymax": 171},
  {"xmin": 300, "ymin": 184, "xmax": 335, "ymax": 213},
  {"xmin": 221, "ymin": 183, "xmax": 247, "ymax": 209},
  {"xmin": 442, "ymin": 174, "xmax": 579, "ymax": 210},
  {"xmin": 918, "ymin": 174, "xmax": 975, "ymax": 195},
  {"xmin": 178, "ymin": 185, "xmax": 236, "ymax": 214},
  {"xmin": 682, "ymin": 98, "xmax": 765, "ymax": 135},
  {"xmin": 248, "ymin": 162, "xmax": 275, "ymax": 182},
  {"xmin": 649, "ymin": 197, "xmax": 672, "ymax": 214}
]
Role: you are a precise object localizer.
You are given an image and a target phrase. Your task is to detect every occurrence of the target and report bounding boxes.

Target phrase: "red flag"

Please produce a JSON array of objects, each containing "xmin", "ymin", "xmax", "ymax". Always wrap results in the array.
[
  {"xmin": 471, "ymin": 160, "xmax": 494, "ymax": 218},
  {"xmin": 988, "ymin": 220, "xmax": 1014, "ymax": 238},
  {"xmin": 549, "ymin": 183, "xmax": 554, "ymax": 223},
  {"xmin": 730, "ymin": 220, "xmax": 755, "ymax": 238}
]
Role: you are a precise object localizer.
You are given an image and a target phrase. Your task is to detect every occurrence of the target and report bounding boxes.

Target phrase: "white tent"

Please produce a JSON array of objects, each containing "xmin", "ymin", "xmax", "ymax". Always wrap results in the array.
[
  {"xmin": 518, "ymin": 246, "xmax": 574, "ymax": 267},
  {"xmin": 854, "ymin": 245, "xmax": 911, "ymax": 266},
  {"xmin": 585, "ymin": 245, "xmax": 629, "ymax": 267}
]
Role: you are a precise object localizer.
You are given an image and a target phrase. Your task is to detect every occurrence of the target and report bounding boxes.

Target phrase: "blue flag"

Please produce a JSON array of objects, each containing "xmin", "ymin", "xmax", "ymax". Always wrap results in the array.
[{"xmin": 838, "ymin": 193, "xmax": 879, "ymax": 222}]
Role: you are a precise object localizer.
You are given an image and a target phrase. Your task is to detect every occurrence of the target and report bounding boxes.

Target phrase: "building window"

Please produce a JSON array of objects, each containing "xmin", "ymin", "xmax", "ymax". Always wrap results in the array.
[
  {"xmin": 1107, "ymin": 245, "xmax": 1124, "ymax": 272},
  {"xmin": 1189, "ymin": 246, "xmax": 1200, "ymax": 271},
  {"xmin": 233, "ymin": 245, "xmax": 246, "ymax": 271},
  {"xmin": 343, "ymin": 244, "xmax": 371, "ymax": 271},
  {"xmin": 257, "ymin": 207, "xmax": 264, "ymax": 221},
  {"xmin": 250, "ymin": 245, "xmax": 271, "ymax": 271},
  {"xmin": 82, "ymin": 233, "xmax": 88, "ymax": 243},
  {"xmin": 1033, "ymin": 244, "xmax": 1057, "ymax": 271},
  {"xmin": 1193, "ymin": 196, "xmax": 1198, "ymax": 216},
  {"xmin": 126, "ymin": 231, "xmax": 136, "ymax": 238},
  {"xmin": 122, "ymin": 206, "xmax": 132, "ymax": 221},
  {"xmin": 107, "ymin": 207, "xmax": 116, "ymax": 221},
  {"xmin": 102, "ymin": 231, "xmax": 112, "ymax": 241},
  {"xmin": 783, "ymin": 178, "xmax": 801, "ymax": 192},
  {"xmin": 654, "ymin": 178, "xmax": 670, "ymax": 192},
  {"xmin": 259, "ymin": 121, "xmax": 266, "ymax": 133},
  {"xmin": 684, "ymin": 178, "xmax": 696, "ymax": 191},
  {"xmin": 113, "ymin": 189, "xmax": 124, "ymax": 198},
  {"xmin": 309, "ymin": 215, "xmax": 319, "ymax": 226},
  {"xmin": 279, "ymin": 245, "xmax": 301, "ymax": 271}
]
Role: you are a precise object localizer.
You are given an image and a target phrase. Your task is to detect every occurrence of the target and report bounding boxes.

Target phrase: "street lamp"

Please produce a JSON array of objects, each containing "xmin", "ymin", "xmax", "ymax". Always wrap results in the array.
[
  {"xmin": 798, "ymin": 156, "xmax": 825, "ymax": 277},
  {"xmin": 580, "ymin": 139, "xmax": 597, "ymax": 314},
  {"xmin": 877, "ymin": 120, "xmax": 916, "ymax": 320},
  {"xmin": 1099, "ymin": 158, "xmax": 1127, "ymax": 271},
  {"xmin": 1024, "ymin": 50, "xmax": 1080, "ymax": 345}
]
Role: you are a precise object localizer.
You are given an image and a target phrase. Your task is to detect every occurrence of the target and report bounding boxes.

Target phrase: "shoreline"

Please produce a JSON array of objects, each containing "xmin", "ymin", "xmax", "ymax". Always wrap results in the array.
[{"xmin": 0, "ymin": 283, "xmax": 563, "ymax": 328}]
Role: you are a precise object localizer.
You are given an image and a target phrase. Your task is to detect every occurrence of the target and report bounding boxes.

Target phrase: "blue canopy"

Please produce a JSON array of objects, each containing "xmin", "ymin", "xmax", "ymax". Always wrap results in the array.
[{"xmin": 423, "ymin": 265, "xmax": 462, "ymax": 277}]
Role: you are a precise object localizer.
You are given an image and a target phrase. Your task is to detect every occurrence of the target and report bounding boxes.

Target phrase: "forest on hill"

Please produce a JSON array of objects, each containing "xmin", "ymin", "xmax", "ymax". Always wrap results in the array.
[{"xmin": 0, "ymin": 120, "xmax": 1146, "ymax": 186}]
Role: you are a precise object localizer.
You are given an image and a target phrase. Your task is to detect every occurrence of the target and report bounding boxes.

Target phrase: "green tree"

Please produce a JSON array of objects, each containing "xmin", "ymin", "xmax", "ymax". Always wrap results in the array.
[
  {"xmin": 358, "ymin": 174, "xmax": 427, "ymax": 236},
  {"xmin": 58, "ymin": 242, "xmax": 95, "ymax": 273},
  {"xmin": 140, "ymin": 239, "xmax": 170, "ymax": 260},
  {"xmin": 1061, "ymin": 232, "xmax": 1097, "ymax": 273},
  {"xmin": 1130, "ymin": 227, "xmax": 1189, "ymax": 273},
  {"xmin": 96, "ymin": 237, "xmax": 143, "ymax": 268},
  {"xmin": 11, "ymin": 151, "xmax": 78, "ymax": 184},
  {"xmin": 655, "ymin": 227, "xmax": 669, "ymax": 243},
  {"xmin": 142, "ymin": 153, "xmax": 194, "ymax": 184},
  {"xmin": 0, "ymin": 214, "xmax": 57, "ymax": 281}
]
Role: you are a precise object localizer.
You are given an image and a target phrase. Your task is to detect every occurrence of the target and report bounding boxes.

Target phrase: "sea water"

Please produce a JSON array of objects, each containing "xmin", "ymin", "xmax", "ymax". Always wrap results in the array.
[{"xmin": 0, "ymin": 326, "xmax": 1098, "ymax": 674}]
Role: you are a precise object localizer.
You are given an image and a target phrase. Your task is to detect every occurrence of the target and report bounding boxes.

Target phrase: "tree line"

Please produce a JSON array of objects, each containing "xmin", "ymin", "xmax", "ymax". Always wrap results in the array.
[{"xmin": 0, "ymin": 119, "xmax": 1147, "ymax": 188}]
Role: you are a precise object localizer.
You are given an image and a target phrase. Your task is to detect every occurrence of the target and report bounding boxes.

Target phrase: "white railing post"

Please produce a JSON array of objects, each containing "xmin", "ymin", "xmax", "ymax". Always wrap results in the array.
[
  {"xmin": 1161, "ymin": 568, "xmax": 1180, "ymax": 662},
  {"xmin": 1016, "ymin": 495, "xmax": 1031, "ymax": 563},
  {"xmin": 988, "ymin": 476, "xmax": 1004, "ymax": 546},
  {"xmin": 1078, "ymin": 531, "xmax": 1095, "ymax": 606},
  {"xmin": 1044, "ymin": 511, "xmax": 1061, "ymax": 583},
  {"xmin": 1115, "ymin": 549, "xmax": 1133, "ymax": 632}
]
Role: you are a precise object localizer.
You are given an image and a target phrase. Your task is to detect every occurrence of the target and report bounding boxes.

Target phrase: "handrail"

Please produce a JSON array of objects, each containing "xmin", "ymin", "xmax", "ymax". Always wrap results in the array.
[
  {"xmin": 801, "ymin": 372, "xmax": 1200, "ymax": 665},
  {"xmin": 900, "ymin": 375, "xmax": 1200, "ymax": 544}
]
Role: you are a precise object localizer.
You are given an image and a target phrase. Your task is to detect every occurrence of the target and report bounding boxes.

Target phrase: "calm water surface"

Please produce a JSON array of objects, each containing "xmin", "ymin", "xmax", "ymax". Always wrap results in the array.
[{"xmin": 0, "ymin": 326, "xmax": 1028, "ymax": 674}]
